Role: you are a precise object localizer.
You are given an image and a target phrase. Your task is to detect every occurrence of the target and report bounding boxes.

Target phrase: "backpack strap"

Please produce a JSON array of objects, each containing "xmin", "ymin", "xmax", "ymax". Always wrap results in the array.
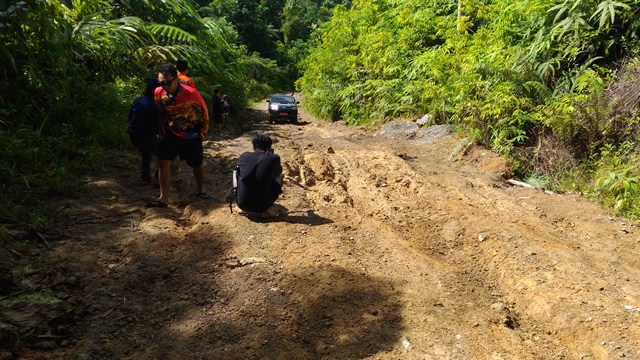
[{"xmin": 229, "ymin": 166, "xmax": 240, "ymax": 213}]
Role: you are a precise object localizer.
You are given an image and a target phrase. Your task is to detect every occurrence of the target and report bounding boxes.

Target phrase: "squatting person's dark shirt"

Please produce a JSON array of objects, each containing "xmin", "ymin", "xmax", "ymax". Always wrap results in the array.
[{"xmin": 235, "ymin": 150, "xmax": 282, "ymax": 212}]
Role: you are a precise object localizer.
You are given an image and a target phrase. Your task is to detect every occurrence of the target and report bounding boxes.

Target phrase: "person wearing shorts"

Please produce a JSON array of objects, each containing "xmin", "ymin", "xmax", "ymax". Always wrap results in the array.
[
  {"xmin": 156, "ymin": 131, "xmax": 203, "ymax": 168},
  {"xmin": 148, "ymin": 63, "xmax": 209, "ymax": 207}
]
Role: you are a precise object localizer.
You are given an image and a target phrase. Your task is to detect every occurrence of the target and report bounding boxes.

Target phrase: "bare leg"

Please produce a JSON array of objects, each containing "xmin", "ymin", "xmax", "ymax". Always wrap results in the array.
[
  {"xmin": 157, "ymin": 159, "xmax": 172, "ymax": 204},
  {"xmin": 193, "ymin": 164, "xmax": 204, "ymax": 194}
]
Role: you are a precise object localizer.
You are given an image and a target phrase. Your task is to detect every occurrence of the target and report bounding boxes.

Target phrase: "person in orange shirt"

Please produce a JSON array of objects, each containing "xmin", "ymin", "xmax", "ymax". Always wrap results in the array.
[
  {"xmin": 176, "ymin": 59, "xmax": 196, "ymax": 89},
  {"xmin": 147, "ymin": 63, "xmax": 209, "ymax": 207}
]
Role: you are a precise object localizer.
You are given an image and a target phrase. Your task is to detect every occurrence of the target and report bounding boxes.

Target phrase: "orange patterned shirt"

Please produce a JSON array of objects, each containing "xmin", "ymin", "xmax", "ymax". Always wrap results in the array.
[
  {"xmin": 177, "ymin": 71, "xmax": 196, "ymax": 89},
  {"xmin": 154, "ymin": 84, "xmax": 209, "ymax": 139}
]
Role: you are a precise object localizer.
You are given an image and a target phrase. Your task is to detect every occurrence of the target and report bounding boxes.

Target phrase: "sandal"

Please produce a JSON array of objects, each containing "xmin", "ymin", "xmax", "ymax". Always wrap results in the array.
[
  {"xmin": 191, "ymin": 192, "xmax": 210, "ymax": 199},
  {"xmin": 146, "ymin": 200, "xmax": 168, "ymax": 208}
]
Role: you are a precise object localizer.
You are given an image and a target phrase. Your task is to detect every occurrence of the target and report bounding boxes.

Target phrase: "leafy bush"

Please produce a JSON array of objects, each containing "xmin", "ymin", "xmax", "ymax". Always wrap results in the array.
[{"xmin": 593, "ymin": 142, "xmax": 640, "ymax": 216}]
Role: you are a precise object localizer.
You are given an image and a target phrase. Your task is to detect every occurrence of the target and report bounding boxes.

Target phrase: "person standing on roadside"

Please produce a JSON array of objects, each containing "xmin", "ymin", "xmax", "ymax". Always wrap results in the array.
[
  {"xmin": 222, "ymin": 94, "xmax": 231, "ymax": 123},
  {"xmin": 176, "ymin": 59, "xmax": 196, "ymax": 89},
  {"xmin": 147, "ymin": 63, "xmax": 209, "ymax": 207},
  {"xmin": 211, "ymin": 88, "xmax": 224, "ymax": 133},
  {"xmin": 127, "ymin": 78, "xmax": 160, "ymax": 186}
]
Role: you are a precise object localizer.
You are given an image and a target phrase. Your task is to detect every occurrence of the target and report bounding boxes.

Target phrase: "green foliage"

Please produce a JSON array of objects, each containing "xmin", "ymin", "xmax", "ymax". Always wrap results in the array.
[
  {"xmin": 199, "ymin": 0, "xmax": 284, "ymax": 59},
  {"xmin": 517, "ymin": 0, "xmax": 638, "ymax": 92},
  {"xmin": 0, "ymin": 0, "xmax": 285, "ymax": 226},
  {"xmin": 298, "ymin": 0, "xmax": 640, "ymax": 215},
  {"xmin": 199, "ymin": 0, "xmax": 350, "ymax": 89},
  {"xmin": 299, "ymin": 0, "xmax": 640, "ymax": 128},
  {"xmin": 282, "ymin": 0, "xmax": 352, "ymax": 44},
  {"xmin": 593, "ymin": 142, "xmax": 640, "ymax": 215},
  {"xmin": 299, "ymin": 0, "xmax": 524, "ymax": 124}
]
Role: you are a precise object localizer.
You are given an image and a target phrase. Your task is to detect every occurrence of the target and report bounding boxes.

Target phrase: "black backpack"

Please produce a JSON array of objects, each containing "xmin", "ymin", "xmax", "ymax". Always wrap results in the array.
[
  {"xmin": 229, "ymin": 153, "xmax": 268, "ymax": 213},
  {"xmin": 229, "ymin": 157, "xmax": 261, "ymax": 213}
]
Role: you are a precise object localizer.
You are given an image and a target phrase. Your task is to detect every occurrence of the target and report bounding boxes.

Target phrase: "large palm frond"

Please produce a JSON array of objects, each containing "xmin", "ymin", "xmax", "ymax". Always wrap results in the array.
[{"xmin": 147, "ymin": 23, "xmax": 197, "ymax": 44}]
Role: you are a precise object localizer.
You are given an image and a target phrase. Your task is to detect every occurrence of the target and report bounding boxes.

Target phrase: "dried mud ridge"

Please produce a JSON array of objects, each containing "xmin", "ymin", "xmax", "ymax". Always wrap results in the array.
[{"xmin": 13, "ymin": 105, "xmax": 640, "ymax": 359}]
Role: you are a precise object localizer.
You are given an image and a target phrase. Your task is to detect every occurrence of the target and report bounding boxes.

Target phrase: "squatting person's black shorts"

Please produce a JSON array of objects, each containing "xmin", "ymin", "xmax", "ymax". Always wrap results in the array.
[{"xmin": 158, "ymin": 131, "xmax": 203, "ymax": 167}]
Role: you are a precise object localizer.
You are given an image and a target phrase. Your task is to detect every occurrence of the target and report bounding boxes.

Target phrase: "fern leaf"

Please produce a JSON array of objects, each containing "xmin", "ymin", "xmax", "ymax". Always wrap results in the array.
[{"xmin": 147, "ymin": 23, "xmax": 197, "ymax": 44}]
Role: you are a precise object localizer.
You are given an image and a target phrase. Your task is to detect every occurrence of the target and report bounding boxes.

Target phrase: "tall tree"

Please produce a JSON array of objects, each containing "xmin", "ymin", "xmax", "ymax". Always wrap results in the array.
[{"xmin": 201, "ymin": 0, "xmax": 284, "ymax": 59}]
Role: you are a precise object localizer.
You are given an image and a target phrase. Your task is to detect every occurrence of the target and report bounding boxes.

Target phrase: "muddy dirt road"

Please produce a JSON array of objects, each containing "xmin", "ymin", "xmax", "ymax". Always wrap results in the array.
[{"xmin": 20, "ymin": 102, "xmax": 640, "ymax": 359}]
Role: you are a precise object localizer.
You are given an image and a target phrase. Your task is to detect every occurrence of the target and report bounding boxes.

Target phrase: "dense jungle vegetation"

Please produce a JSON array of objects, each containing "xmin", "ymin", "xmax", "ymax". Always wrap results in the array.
[
  {"xmin": 298, "ymin": 0, "xmax": 640, "ymax": 216},
  {"xmin": 1, "ymin": 0, "xmax": 640, "ymax": 228}
]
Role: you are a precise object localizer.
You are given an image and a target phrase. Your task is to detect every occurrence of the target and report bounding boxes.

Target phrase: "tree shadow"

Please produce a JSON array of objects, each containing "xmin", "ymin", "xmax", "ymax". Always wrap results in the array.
[
  {"xmin": 38, "ymin": 103, "xmax": 406, "ymax": 359},
  {"xmin": 265, "ymin": 265, "xmax": 405, "ymax": 359},
  {"xmin": 136, "ymin": 264, "xmax": 405, "ymax": 359},
  {"xmin": 55, "ymin": 226, "xmax": 233, "ymax": 360},
  {"xmin": 56, "ymin": 226, "xmax": 404, "ymax": 359}
]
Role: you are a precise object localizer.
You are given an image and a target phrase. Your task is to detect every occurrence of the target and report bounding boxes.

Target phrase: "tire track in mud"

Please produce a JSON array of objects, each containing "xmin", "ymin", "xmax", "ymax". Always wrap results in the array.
[
  {"xmin": 277, "ymin": 127, "xmax": 536, "ymax": 358},
  {"xmin": 275, "ymin": 121, "xmax": 640, "ymax": 359}
]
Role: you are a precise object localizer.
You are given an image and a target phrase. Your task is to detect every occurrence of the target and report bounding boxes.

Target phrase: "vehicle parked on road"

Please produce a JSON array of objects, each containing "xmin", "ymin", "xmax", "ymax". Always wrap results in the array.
[{"xmin": 267, "ymin": 94, "xmax": 299, "ymax": 124}]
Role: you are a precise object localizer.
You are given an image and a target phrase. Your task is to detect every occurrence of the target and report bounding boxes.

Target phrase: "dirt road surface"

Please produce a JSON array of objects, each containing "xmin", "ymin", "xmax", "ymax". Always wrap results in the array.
[{"xmin": 19, "ymin": 102, "xmax": 640, "ymax": 359}]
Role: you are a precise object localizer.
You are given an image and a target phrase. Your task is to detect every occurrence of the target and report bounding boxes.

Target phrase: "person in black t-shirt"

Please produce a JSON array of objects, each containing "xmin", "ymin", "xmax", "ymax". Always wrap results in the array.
[
  {"xmin": 127, "ymin": 78, "xmax": 160, "ymax": 185},
  {"xmin": 211, "ymin": 88, "xmax": 224, "ymax": 133},
  {"xmin": 235, "ymin": 134, "xmax": 283, "ymax": 216},
  {"xmin": 222, "ymin": 94, "xmax": 230, "ymax": 123}
]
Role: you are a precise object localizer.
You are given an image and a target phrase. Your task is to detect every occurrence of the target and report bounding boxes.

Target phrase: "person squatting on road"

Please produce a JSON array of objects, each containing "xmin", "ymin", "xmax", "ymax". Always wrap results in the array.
[
  {"xmin": 127, "ymin": 78, "xmax": 160, "ymax": 186},
  {"xmin": 147, "ymin": 63, "xmax": 209, "ymax": 208},
  {"xmin": 235, "ymin": 134, "xmax": 283, "ymax": 217}
]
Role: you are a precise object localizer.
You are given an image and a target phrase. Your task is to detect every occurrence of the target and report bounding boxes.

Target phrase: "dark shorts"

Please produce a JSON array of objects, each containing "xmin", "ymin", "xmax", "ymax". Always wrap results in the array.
[
  {"xmin": 158, "ymin": 131, "xmax": 203, "ymax": 167},
  {"xmin": 129, "ymin": 133, "xmax": 160, "ymax": 156}
]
